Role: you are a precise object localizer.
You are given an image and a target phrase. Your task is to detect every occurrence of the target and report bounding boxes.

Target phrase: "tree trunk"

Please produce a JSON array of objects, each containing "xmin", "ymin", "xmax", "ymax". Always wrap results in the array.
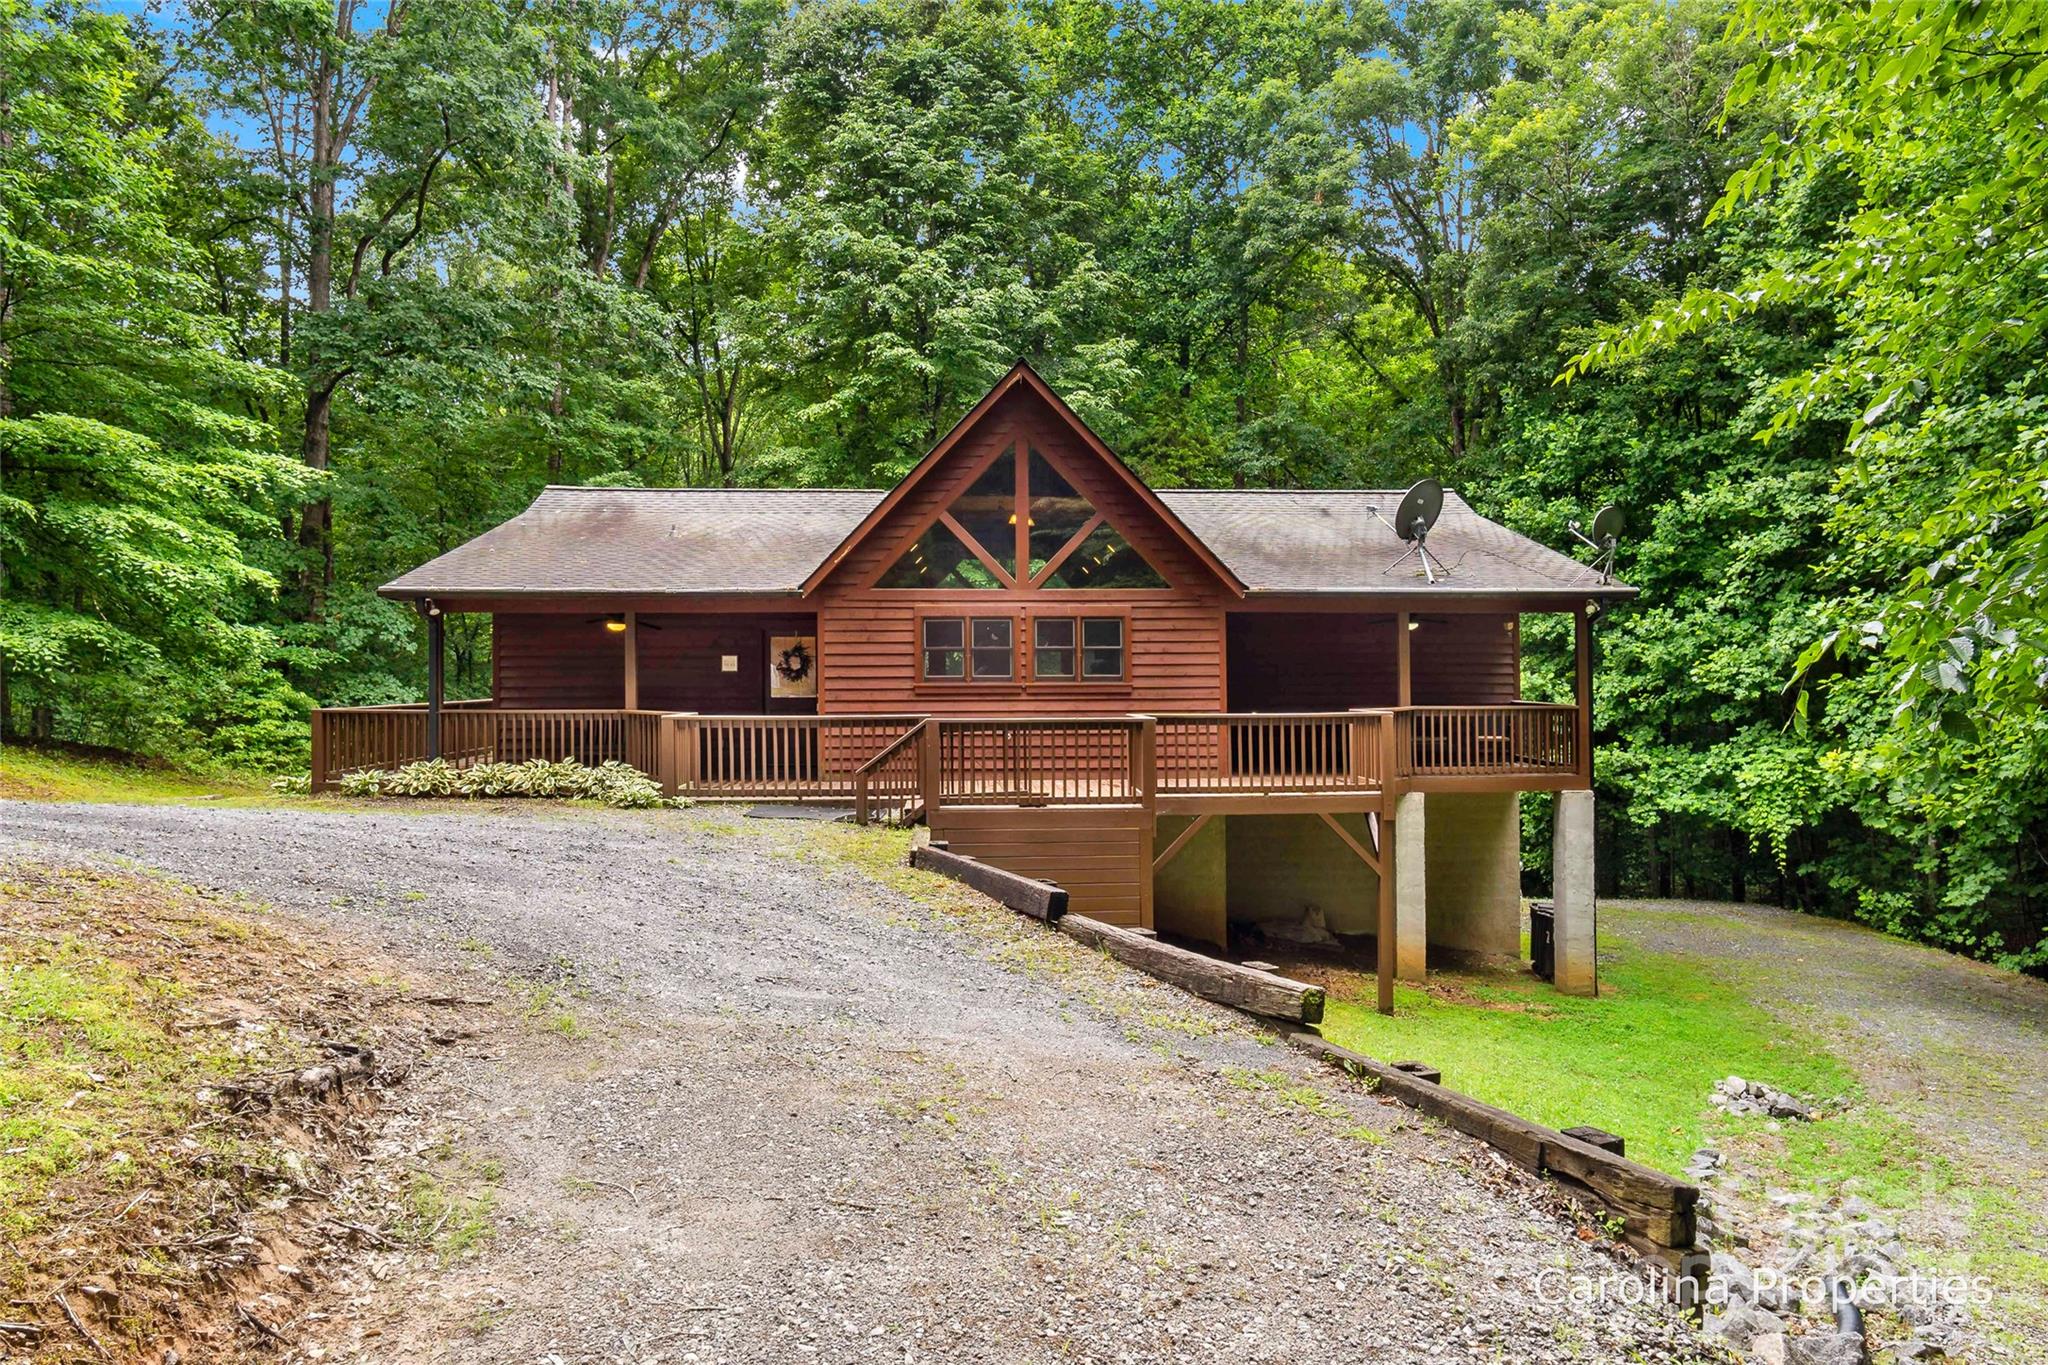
[{"xmin": 299, "ymin": 36, "xmax": 340, "ymax": 618}]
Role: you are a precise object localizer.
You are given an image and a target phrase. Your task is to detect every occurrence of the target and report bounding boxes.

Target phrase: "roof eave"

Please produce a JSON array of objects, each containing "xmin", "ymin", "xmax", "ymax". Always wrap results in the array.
[{"xmin": 375, "ymin": 585, "xmax": 809, "ymax": 601}]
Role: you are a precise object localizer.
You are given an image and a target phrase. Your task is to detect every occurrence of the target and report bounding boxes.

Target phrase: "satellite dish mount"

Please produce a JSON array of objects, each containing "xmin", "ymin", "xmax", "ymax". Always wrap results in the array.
[
  {"xmin": 1568, "ymin": 504, "xmax": 1626, "ymax": 584},
  {"xmin": 1378, "ymin": 478, "xmax": 1450, "ymax": 584}
]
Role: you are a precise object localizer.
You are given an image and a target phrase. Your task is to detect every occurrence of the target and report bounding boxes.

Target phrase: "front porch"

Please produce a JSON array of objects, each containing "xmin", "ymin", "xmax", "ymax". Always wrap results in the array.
[{"xmin": 307, "ymin": 703, "xmax": 1587, "ymax": 806}]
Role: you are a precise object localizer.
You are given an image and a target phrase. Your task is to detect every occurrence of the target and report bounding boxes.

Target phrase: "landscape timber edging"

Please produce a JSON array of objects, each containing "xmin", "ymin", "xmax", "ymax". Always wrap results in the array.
[
  {"xmin": 909, "ymin": 843, "xmax": 1068, "ymax": 921},
  {"xmin": 1285, "ymin": 1030, "xmax": 1700, "ymax": 1268},
  {"xmin": 903, "ymin": 845, "xmax": 1690, "ymax": 1268},
  {"xmin": 1057, "ymin": 914, "xmax": 1326, "ymax": 1026}
]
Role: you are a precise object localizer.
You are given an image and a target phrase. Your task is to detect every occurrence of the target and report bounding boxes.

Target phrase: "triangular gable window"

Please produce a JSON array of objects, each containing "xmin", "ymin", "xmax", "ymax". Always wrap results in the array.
[
  {"xmin": 949, "ymin": 446, "xmax": 1017, "ymax": 578},
  {"xmin": 1028, "ymin": 448, "xmax": 1092, "ymax": 576},
  {"xmin": 877, "ymin": 520, "xmax": 1006, "ymax": 589},
  {"xmin": 877, "ymin": 442, "xmax": 1168, "ymax": 590},
  {"xmin": 1041, "ymin": 523, "xmax": 1168, "ymax": 589}
]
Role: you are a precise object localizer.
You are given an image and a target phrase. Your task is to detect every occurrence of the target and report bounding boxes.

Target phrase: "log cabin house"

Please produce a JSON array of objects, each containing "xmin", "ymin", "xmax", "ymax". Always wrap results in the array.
[{"xmin": 324, "ymin": 361, "xmax": 1632, "ymax": 1007}]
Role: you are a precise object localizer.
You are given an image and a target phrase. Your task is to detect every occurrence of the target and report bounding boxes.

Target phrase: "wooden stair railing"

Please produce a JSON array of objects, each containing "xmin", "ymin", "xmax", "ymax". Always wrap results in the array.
[{"xmin": 853, "ymin": 719, "xmax": 930, "ymax": 826}]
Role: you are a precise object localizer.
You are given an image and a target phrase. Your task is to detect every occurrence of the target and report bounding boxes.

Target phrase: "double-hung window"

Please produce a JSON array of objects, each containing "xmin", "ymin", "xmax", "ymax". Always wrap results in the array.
[
  {"xmin": 923, "ymin": 616, "xmax": 1014, "ymax": 681},
  {"xmin": 1031, "ymin": 616, "xmax": 1125, "ymax": 682}
]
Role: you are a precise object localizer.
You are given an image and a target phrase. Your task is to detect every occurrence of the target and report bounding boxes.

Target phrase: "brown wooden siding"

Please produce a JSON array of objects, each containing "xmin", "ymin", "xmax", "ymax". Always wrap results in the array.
[
  {"xmin": 494, "ymin": 612, "xmax": 820, "ymax": 713},
  {"xmin": 812, "ymin": 387, "xmax": 1231, "ymax": 716},
  {"xmin": 1227, "ymin": 612, "xmax": 1519, "ymax": 711},
  {"xmin": 637, "ymin": 613, "xmax": 817, "ymax": 715},
  {"xmin": 494, "ymin": 614, "xmax": 626, "ymax": 709},
  {"xmin": 928, "ymin": 804, "xmax": 1152, "ymax": 926},
  {"xmin": 1412, "ymin": 614, "xmax": 1521, "ymax": 705}
]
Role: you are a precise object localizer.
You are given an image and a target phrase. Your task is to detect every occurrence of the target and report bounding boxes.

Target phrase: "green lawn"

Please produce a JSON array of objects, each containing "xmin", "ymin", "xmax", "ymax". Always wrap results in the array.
[
  {"xmin": 1319, "ymin": 923, "xmax": 1860, "ymax": 1176},
  {"xmin": 0, "ymin": 745, "xmax": 279, "ymax": 804}
]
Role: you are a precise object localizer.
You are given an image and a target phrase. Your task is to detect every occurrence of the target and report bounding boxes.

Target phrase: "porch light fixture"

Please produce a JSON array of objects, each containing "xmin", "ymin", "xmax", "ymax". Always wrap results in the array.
[
  {"xmin": 604, "ymin": 613, "xmax": 628, "ymax": 633},
  {"xmin": 1406, "ymin": 618, "xmax": 1420, "ymax": 631}
]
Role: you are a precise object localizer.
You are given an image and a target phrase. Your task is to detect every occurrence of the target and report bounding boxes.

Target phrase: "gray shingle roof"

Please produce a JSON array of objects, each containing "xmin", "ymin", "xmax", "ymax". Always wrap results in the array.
[
  {"xmin": 380, "ymin": 486, "xmax": 887, "ymax": 597},
  {"xmin": 1155, "ymin": 490, "xmax": 1631, "ymax": 597},
  {"xmin": 381, "ymin": 485, "xmax": 1628, "ymax": 600}
]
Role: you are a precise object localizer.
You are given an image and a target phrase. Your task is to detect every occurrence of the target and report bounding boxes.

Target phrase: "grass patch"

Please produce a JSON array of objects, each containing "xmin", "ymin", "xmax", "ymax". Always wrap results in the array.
[
  {"xmin": 0, "ymin": 928, "xmax": 238, "ymax": 1241},
  {"xmin": 0, "ymin": 744, "xmax": 277, "ymax": 805},
  {"xmin": 401, "ymin": 1152, "xmax": 503, "ymax": 1262},
  {"xmin": 1318, "ymin": 925, "xmax": 1858, "ymax": 1175}
]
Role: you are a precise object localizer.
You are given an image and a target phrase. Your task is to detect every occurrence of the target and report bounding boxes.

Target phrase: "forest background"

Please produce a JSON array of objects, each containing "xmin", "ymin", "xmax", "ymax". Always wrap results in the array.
[{"xmin": 4, "ymin": 0, "xmax": 2043, "ymax": 969}]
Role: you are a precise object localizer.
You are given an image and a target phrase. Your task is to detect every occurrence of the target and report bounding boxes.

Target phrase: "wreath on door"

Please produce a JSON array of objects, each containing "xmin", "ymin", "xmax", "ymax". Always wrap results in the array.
[{"xmin": 773, "ymin": 639, "xmax": 814, "ymax": 684}]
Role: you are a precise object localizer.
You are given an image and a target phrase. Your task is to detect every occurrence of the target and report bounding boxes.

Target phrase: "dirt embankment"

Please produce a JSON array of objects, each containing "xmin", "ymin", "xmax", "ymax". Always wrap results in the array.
[{"xmin": 0, "ymin": 862, "xmax": 491, "ymax": 1363}]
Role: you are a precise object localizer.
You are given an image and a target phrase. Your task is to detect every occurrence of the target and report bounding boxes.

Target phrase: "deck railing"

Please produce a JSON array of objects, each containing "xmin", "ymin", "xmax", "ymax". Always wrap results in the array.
[
  {"xmin": 1394, "ymin": 703, "xmax": 1579, "ymax": 781},
  {"xmin": 931, "ymin": 717, "xmax": 1150, "ymax": 807},
  {"xmin": 677, "ymin": 714, "xmax": 925, "ymax": 801},
  {"xmin": 312, "ymin": 702, "xmax": 1586, "ymax": 802},
  {"xmin": 1154, "ymin": 711, "xmax": 1390, "ymax": 795},
  {"xmin": 313, "ymin": 706, "xmax": 667, "ymax": 786}
]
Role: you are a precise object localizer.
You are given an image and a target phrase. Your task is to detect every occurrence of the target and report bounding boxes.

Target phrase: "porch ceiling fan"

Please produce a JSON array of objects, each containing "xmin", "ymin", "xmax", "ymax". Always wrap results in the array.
[{"xmin": 586, "ymin": 613, "xmax": 665, "ymax": 634}]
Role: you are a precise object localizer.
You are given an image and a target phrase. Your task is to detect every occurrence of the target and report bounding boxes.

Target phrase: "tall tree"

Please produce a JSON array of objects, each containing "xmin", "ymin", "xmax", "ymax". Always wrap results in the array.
[
  {"xmin": 1050, "ymin": 0, "xmax": 1351, "ymax": 484},
  {"xmin": 0, "ymin": 1, "xmax": 310, "ymax": 762},
  {"xmin": 759, "ymin": 0, "xmax": 1124, "ymax": 483},
  {"xmin": 189, "ymin": 0, "xmax": 553, "ymax": 611},
  {"xmin": 1328, "ymin": 0, "xmax": 1520, "ymax": 465}
]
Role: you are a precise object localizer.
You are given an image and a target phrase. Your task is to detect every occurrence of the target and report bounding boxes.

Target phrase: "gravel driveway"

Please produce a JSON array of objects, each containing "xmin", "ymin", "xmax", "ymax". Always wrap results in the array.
[{"xmin": 3, "ymin": 800, "xmax": 1710, "ymax": 1364}]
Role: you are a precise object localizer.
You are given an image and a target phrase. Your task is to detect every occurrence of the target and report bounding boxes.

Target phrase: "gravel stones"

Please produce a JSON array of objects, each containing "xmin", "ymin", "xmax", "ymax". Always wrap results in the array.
[{"xmin": 1, "ymin": 800, "xmax": 1718, "ymax": 1365}]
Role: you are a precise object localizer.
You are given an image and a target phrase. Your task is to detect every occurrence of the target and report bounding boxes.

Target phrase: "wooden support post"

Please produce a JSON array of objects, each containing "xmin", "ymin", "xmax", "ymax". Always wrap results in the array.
[
  {"xmin": 1376, "ymin": 809, "xmax": 1396, "ymax": 1016},
  {"xmin": 424, "ymin": 603, "xmax": 444, "ymax": 761},
  {"xmin": 661, "ymin": 712, "xmax": 698, "ymax": 798},
  {"xmin": 920, "ymin": 718, "xmax": 944, "ymax": 818},
  {"xmin": 310, "ymin": 708, "xmax": 330, "ymax": 792},
  {"xmin": 1574, "ymin": 606, "xmax": 1593, "ymax": 783},
  {"xmin": 623, "ymin": 611, "xmax": 640, "ymax": 711},
  {"xmin": 1396, "ymin": 610, "xmax": 1412, "ymax": 707},
  {"xmin": 1132, "ymin": 715, "xmax": 1157, "ymax": 929}
]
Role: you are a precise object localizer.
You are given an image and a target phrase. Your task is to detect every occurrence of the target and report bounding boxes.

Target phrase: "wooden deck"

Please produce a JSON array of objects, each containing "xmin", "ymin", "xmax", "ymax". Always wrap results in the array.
[{"xmin": 310, "ymin": 702, "xmax": 1584, "ymax": 808}]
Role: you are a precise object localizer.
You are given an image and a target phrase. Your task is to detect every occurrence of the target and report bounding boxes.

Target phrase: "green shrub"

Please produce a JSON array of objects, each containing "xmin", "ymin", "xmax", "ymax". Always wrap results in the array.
[{"xmin": 325, "ymin": 758, "xmax": 674, "ymax": 809}]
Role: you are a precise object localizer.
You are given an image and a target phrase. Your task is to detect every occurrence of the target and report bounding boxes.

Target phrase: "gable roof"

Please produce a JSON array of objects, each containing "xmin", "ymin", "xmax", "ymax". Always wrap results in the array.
[
  {"xmin": 380, "ymin": 487, "xmax": 886, "ymax": 598},
  {"xmin": 799, "ymin": 360, "xmax": 1248, "ymax": 596},
  {"xmin": 380, "ymin": 483, "xmax": 1631, "ymax": 601},
  {"xmin": 378, "ymin": 366, "xmax": 1634, "ymax": 604},
  {"xmin": 1158, "ymin": 490, "xmax": 1628, "ymax": 597}
]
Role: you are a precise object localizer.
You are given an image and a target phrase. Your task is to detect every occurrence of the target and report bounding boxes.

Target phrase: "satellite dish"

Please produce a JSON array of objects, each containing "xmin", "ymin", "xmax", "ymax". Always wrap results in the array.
[
  {"xmin": 1394, "ymin": 478, "xmax": 1444, "ymax": 542},
  {"xmin": 1568, "ymin": 503, "xmax": 1627, "ymax": 584},
  {"xmin": 1379, "ymin": 478, "xmax": 1451, "ymax": 584}
]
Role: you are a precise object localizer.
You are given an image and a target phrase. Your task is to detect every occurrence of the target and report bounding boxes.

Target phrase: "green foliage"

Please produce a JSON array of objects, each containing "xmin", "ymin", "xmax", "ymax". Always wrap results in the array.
[
  {"xmin": 9, "ymin": 0, "xmax": 2043, "ymax": 967},
  {"xmin": 334, "ymin": 757, "xmax": 674, "ymax": 808},
  {"xmin": 1563, "ymin": 0, "xmax": 2048, "ymax": 966},
  {"xmin": 0, "ymin": 2, "xmax": 312, "ymax": 768}
]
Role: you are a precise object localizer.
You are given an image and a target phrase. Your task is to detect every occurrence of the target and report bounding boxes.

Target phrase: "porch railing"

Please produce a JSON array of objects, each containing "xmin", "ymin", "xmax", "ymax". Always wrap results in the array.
[
  {"xmin": 313, "ymin": 706, "xmax": 667, "ymax": 786},
  {"xmin": 677, "ymin": 714, "xmax": 925, "ymax": 801},
  {"xmin": 309, "ymin": 706, "xmax": 926, "ymax": 801},
  {"xmin": 1155, "ymin": 711, "xmax": 1391, "ymax": 795},
  {"xmin": 931, "ymin": 716, "xmax": 1150, "ymax": 807},
  {"xmin": 311, "ymin": 702, "xmax": 1586, "ymax": 804},
  {"xmin": 852, "ymin": 720, "xmax": 929, "ymax": 826},
  {"xmin": 1394, "ymin": 703, "xmax": 1579, "ymax": 781}
]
